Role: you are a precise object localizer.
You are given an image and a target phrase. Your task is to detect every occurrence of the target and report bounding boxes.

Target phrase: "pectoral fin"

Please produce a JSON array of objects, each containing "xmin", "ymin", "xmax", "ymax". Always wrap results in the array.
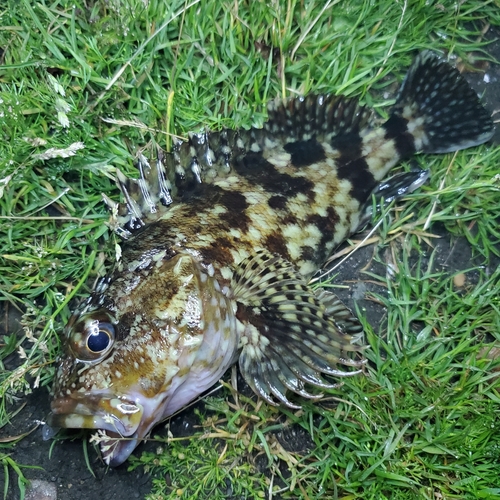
[{"xmin": 232, "ymin": 250, "xmax": 365, "ymax": 408}]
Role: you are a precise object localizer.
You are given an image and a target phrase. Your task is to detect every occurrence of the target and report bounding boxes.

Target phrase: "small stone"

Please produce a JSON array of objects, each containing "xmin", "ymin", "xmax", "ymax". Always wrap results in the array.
[
  {"xmin": 352, "ymin": 282, "xmax": 367, "ymax": 301},
  {"xmin": 453, "ymin": 273, "xmax": 466, "ymax": 288}
]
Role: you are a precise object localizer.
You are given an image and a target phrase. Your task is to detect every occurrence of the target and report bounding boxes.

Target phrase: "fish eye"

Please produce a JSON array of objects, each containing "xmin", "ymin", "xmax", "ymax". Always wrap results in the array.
[
  {"xmin": 67, "ymin": 312, "xmax": 116, "ymax": 363},
  {"xmin": 87, "ymin": 322, "xmax": 114, "ymax": 353}
]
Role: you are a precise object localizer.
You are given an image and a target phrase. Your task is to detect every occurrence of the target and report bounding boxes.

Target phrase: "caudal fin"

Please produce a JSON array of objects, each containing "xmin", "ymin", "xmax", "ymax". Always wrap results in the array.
[{"xmin": 392, "ymin": 51, "xmax": 494, "ymax": 154}]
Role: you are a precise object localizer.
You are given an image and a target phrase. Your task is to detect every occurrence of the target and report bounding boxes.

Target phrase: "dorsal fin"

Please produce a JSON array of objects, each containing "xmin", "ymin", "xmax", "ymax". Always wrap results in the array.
[
  {"xmin": 106, "ymin": 95, "xmax": 375, "ymax": 237},
  {"xmin": 264, "ymin": 94, "xmax": 374, "ymax": 143}
]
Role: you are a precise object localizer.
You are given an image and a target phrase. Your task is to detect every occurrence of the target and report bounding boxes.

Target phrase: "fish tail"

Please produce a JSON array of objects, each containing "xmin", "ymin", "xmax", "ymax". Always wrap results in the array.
[{"xmin": 386, "ymin": 51, "xmax": 494, "ymax": 155}]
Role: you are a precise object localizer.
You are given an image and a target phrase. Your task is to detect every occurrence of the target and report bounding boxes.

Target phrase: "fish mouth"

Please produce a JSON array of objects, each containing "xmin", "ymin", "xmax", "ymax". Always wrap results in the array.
[{"xmin": 47, "ymin": 393, "xmax": 149, "ymax": 466}]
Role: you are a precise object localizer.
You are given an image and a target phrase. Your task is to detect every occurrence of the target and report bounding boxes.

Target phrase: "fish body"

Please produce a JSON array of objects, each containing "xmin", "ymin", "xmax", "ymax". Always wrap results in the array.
[{"xmin": 48, "ymin": 52, "xmax": 494, "ymax": 466}]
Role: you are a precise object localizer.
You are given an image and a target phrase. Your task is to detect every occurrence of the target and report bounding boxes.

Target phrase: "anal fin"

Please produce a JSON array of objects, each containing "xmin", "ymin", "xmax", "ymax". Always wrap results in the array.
[{"xmin": 232, "ymin": 250, "xmax": 366, "ymax": 408}]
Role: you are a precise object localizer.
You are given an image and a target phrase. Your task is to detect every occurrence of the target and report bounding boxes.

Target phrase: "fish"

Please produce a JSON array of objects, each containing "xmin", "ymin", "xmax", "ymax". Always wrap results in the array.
[{"xmin": 46, "ymin": 51, "xmax": 494, "ymax": 466}]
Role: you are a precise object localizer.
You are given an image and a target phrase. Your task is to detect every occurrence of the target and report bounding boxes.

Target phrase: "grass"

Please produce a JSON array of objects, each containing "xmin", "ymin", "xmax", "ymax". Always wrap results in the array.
[{"xmin": 1, "ymin": 0, "xmax": 500, "ymax": 498}]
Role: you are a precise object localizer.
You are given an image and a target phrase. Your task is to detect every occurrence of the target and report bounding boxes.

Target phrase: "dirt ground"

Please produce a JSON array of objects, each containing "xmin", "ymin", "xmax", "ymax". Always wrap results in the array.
[{"xmin": 1, "ymin": 32, "xmax": 499, "ymax": 500}]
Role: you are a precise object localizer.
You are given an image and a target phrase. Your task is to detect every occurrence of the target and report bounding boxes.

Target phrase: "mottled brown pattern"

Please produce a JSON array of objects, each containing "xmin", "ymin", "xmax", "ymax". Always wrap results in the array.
[
  {"xmin": 307, "ymin": 208, "xmax": 341, "ymax": 241},
  {"xmin": 116, "ymin": 312, "xmax": 140, "ymax": 341},
  {"xmin": 235, "ymin": 301, "xmax": 269, "ymax": 337},
  {"xmin": 121, "ymin": 223, "xmax": 179, "ymax": 262},
  {"xmin": 179, "ymin": 185, "xmax": 215, "ymax": 215}
]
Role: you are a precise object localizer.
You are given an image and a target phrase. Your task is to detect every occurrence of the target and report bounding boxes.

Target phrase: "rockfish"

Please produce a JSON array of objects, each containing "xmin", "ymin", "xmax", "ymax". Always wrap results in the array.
[{"xmin": 47, "ymin": 52, "xmax": 494, "ymax": 466}]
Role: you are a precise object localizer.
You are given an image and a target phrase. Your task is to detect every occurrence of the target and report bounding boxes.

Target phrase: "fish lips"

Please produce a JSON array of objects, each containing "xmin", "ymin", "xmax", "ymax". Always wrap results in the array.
[{"xmin": 47, "ymin": 393, "xmax": 145, "ymax": 465}]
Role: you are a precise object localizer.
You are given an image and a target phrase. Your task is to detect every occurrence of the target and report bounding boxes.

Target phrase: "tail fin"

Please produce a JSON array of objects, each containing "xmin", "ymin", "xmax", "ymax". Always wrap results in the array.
[{"xmin": 392, "ymin": 51, "xmax": 494, "ymax": 154}]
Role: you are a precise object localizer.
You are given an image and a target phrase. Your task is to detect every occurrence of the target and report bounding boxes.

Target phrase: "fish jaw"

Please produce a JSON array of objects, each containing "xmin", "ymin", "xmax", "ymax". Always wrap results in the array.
[
  {"xmin": 48, "ymin": 393, "xmax": 144, "ymax": 436},
  {"xmin": 47, "ymin": 391, "xmax": 145, "ymax": 465},
  {"xmin": 48, "ymin": 385, "xmax": 189, "ymax": 466}
]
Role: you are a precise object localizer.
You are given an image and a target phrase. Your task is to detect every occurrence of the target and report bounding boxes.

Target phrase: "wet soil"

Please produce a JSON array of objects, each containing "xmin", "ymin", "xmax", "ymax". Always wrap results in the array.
[{"xmin": 1, "ymin": 28, "xmax": 500, "ymax": 500}]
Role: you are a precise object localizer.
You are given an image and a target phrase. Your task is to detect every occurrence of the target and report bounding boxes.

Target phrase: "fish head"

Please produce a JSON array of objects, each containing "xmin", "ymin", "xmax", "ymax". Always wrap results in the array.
[{"xmin": 48, "ymin": 252, "xmax": 239, "ymax": 466}]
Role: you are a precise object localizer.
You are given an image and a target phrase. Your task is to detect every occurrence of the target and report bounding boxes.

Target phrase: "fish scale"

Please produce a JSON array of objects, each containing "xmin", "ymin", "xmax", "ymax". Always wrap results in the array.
[{"xmin": 47, "ymin": 51, "xmax": 494, "ymax": 466}]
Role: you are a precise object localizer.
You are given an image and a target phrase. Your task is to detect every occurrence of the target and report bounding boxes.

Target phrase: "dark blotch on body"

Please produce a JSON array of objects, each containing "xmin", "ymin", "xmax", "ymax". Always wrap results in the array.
[
  {"xmin": 236, "ymin": 302, "xmax": 267, "ymax": 333},
  {"xmin": 383, "ymin": 114, "xmax": 417, "ymax": 158},
  {"xmin": 175, "ymin": 171, "xmax": 199, "ymax": 197},
  {"xmin": 332, "ymin": 132, "xmax": 376, "ymax": 203},
  {"xmin": 120, "ymin": 226, "xmax": 178, "ymax": 269},
  {"xmin": 307, "ymin": 207, "xmax": 340, "ymax": 236},
  {"xmin": 115, "ymin": 311, "xmax": 141, "ymax": 341},
  {"xmin": 268, "ymin": 195, "xmax": 288, "ymax": 210},
  {"xmin": 284, "ymin": 138, "xmax": 326, "ymax": 167},
  {"xmin": 307, "ymin": 208, "xmax": 341, "ymax": 263},
  {"xmin": 331, "ymin": 132, "xmax": 363, "ymax": 164},
  {"xmin": 265, "ymin": 233, "xmax": 291, "ymax": 260},
  {"xmin": 236, "ymin": 152, "xmax": 314, "ymax": 198},
  {"xmin": 181, "ymin": 185, "xmax": 251, "ymax": 233},
  {"xmin": 281, "ymin": 213, "xmax": 298, "ymax": 226},
  {"xmin": 300, "ymin": 245, "xmax": 316, "ymax": 262},
  {"xmin": 217, "ymin": 189, "xmax": 251, "ymax": 231},
  {"xmin": 201, "ymin": 237, "xmax": 236, "ymax": 266},
  {"xmin": 338, "ymin": 157, "xmax": 377, "ymax": 202},
  {"xmin": 218, "ymin": 189, "xmax": 248, "ymax": 211}
]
